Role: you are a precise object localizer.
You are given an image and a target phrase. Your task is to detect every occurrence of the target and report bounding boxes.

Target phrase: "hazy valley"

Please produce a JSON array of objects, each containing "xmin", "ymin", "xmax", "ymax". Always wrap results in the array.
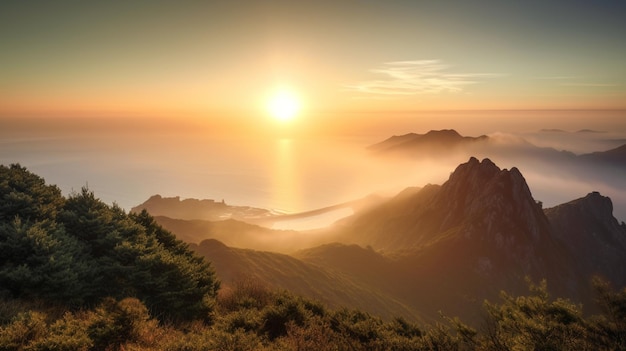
[{"xmin": 128, "ymin": 130, "xmax": 626, "ymax": 324}]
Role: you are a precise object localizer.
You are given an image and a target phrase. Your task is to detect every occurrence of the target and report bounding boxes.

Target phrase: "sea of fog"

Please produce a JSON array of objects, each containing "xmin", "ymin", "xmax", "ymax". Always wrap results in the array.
[
  {"xmin": 2, "ymin": 112, "xmax": 626, "ymax": 226},
  {"xmin": 0, "ymin": 121, "xmax": 432, "ymax": 214}
]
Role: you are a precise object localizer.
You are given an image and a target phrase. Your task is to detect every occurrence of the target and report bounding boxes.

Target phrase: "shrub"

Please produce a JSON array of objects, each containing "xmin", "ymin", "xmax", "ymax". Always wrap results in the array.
[
  {"xmin": 261, "ymin": 294, "xmax": 310, "ymax": 340},
  {"xmin": 87, "ymin": 297, "xmax": 158, "ymax": 351},
  {"xmin": 0, "ymin": 311, "xmax": 47, "ymax": 351},
  {"xmin": 27, "ymin": 312, "xmax": 92, "ymax": 351},
  {"xmin": 217, "ymin": 277, "xmax": 273, "ymax": 313}
]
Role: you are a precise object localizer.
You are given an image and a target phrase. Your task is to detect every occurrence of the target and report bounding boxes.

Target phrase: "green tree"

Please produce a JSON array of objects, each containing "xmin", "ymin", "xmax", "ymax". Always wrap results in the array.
[
  {"xmin": 475, "ymin": 279, "xmax": 588, "ymax": 351},
  {"xmin": 588, "ymin": 277, "xmax": 626, "ymax": 350},
  {"xmin": 0, "ymin": 217, "xmax": 89, "ymax": 305},
  {"xmin": 0, "ymin": 164, "xmax": 64, "ymax": 223},
  {"xmin": 0, "ymin": 165, "xmax": 220, "ymax": 321}
]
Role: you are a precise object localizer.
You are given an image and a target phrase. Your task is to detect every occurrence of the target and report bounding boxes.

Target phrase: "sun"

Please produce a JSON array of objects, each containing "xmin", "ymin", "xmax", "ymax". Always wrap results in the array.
[{"xmin": 267, "ymin": 89, "xmax": 300, "ymax": 122}]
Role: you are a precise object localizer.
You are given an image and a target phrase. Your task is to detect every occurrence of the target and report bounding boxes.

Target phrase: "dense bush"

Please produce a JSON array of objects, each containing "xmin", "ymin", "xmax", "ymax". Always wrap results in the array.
[
  {"xmin": 1, "ymin": 277, "xmax": 626, "ymax": 350},
  {"xmin": 0, "ymin": 164, "xmax": 219, "ymax": 322}
]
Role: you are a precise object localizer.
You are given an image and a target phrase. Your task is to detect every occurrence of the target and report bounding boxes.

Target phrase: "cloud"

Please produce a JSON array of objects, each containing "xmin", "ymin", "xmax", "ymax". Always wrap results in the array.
[
  {"xmin": 560, "ymin": 82, "xmax": 619, "ymax": 87},
  {"xmin": 344, "ymin": 60, "xmax": 499, "ymax": 96}
]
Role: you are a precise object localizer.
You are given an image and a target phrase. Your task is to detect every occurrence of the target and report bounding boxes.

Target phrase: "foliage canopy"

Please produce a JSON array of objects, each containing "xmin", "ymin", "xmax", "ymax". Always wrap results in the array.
[{"xmin": 0, "ymin": 164, "xmax": 219, "ymax": 322}]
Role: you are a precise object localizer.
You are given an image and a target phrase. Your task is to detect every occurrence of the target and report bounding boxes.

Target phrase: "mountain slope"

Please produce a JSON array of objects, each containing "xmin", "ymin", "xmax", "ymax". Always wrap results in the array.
[
  {"xmin": 130, "ymin": 156, "xmax": 626, "ymax": 323},
  {"xmin": 580, "ymin": 143, "xmax": 626, "ymax": 165},
  {"xmin": 190, "ymin": 239, "xmax": 421, "ymax": 321},
  {"xmin": 338, "ymin": 157, "xmax": 552, "ymax": 252},
  {"xmin": 326, "ymin": 157, "xmax": 624, "ymax": 320},
  {"xmin": 152, "ymin": 216, "xmax": 341, "ymax": 253},
  {"xmin": 545, "ymin": 192, "xmax": 626, "ymax": 288}
]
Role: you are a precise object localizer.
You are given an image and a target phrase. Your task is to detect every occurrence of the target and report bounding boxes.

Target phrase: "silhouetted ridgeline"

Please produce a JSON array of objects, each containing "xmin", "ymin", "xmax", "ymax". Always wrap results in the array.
[
  {"xmin": 367, "ymin": 129, "xmax": 488, "ymax": 155},
  {"xmin": 131, "ymin": 194, "xmax": 272, "ymax": 221},
  {"xmin": 368, "ymin": 129, "xmax": 626, "ymax": 168},
  {"xmin": 367, "ymin": 129, "xmax": 626, "ymax": 224}
]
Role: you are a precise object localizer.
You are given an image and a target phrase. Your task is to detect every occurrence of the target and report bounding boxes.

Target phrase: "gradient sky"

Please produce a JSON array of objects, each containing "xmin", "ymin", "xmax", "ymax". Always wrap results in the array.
[{"xmin": 1, "ymin": 0, "xmax": 625, "ymax": 120}]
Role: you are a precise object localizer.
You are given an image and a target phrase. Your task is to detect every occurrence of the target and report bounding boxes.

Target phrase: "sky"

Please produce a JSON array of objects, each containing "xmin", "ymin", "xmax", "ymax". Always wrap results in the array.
[{"xmin": 1, "ymin": 0, "xmax": 626, "ymax": 131}]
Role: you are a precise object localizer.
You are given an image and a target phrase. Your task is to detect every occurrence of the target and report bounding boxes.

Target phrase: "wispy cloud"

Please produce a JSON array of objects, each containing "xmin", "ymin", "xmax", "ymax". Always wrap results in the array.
[
  {"xmin": 344, "ymin": 60, "xmax": 499, "ymax": 96},
  {"xmin": 560, "ymin": 82, "xmax": 619, "ymax": 87}
]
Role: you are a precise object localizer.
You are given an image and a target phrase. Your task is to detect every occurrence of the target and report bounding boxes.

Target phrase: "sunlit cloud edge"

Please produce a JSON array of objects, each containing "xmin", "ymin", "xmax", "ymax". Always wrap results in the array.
[{"xmin": 343, "ymin": 59, "xmax": 501, "ymax": 97}]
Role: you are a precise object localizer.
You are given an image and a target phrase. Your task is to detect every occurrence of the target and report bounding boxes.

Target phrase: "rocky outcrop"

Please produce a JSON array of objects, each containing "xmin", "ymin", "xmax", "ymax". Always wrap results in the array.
[
  {"xmin": 334, "ymin": 157, "xmax": 626, "ymax": 319},
  {"xmin": 342, "ymin": 157, "xmax": 552, "ymax": 253},
  {"xmin": 545, "ymin": 192, "xmax": 626, "ymax": 288},
  {"xmin": 434, "ymin": 157, "xmax": 549, "ymax": 242}
]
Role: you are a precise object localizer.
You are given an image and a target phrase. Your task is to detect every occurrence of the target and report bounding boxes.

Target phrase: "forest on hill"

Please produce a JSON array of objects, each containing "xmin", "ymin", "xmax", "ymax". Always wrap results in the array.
[{"xmin": 1, "ymin": 163, "xmax": 626, "ymax": 350}]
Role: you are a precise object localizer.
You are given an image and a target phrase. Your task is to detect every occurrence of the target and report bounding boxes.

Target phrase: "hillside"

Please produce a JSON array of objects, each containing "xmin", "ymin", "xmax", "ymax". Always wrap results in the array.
[
  {"xmin": 545, "ymin": 192, "xmax": 626, "ymax": 287},
  {"xmin": 191, "ymin": 239, "xmax": 421, "ymax": 321},
  {"xmin": 152, "ymin": 216, "xmax": 339, "ymax": 253},
  {"xmin": 320, "ymin": 157, "xmax": 626, "ymax": 319},
  {"xmin": 580, "ymin": 143, "xmax": 626, "ymax": 165},
  {"xmin": 138, "ymin": 156, "xmax": 626, "ymax": 323}
]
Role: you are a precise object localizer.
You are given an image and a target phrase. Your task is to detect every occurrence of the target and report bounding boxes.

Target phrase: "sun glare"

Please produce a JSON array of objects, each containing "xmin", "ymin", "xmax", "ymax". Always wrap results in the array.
[{"xmin": 268, "ymin": 89, "xmax": 300, "ymax": 122}]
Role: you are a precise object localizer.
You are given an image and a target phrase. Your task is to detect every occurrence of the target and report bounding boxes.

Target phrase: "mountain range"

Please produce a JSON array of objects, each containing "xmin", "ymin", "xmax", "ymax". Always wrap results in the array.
[
  {"xmin": 138, "ymin": 155, "xmax": 626, "ymax": 323},
  {"xmin": 367, "ymin": 129, "xmax": 626, "ymax": 221},
  {"xmin": 367, "ymin": 129, "xmax": 626, "ymax": 167}
]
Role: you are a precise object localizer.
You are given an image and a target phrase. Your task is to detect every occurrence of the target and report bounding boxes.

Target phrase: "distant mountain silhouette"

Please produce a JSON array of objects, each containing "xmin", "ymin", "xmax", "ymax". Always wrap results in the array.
[
  {"xmin": 131, "ymin": 195, "xmax": 273, "ymax": 221},
  {"xmin": 576, "ymin": 129, "xmax": 606, "ymax": 133},
  {"xmin": 579, "ymin": 144, "xmax": 626, "ymax": 165},
  {"xmin": 367, "ymin": 130, "xmax": 626, "ymax": 199},
  {"xmin": 368, "ymin": 129, "xmax": 580, "ymax": 165},
  {"xmin": 368, "ymin": 129, "xmax": 488, "ymax": 156},
  {"xmin": 369, "ymin": 129, "xmax": 625, "ymax": 174},
  {"xmin": 540, "ymin": 128, "xmax": 567, "ymax": 133},
  {"xmin": 134, "ymin": 194, "xmax": 383, "ymax": 230},
  {"xmin": 539, "ymin": 128, "xmax": 605, "ymax": 133}
]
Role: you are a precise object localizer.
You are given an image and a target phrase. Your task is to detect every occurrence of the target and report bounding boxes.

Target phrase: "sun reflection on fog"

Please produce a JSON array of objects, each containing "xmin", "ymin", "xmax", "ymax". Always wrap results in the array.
[{"xmin": 272, "ymin": 138, "xmax": 300, "ymax": 213}]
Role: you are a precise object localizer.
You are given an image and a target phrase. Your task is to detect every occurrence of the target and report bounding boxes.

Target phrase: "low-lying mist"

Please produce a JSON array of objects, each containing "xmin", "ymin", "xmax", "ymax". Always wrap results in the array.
[
  {"xmin": 364, "ymin": 130, "xmax": 626, "ymax": 222},
  {"xmin": 2, "ymin": 116, "xmax": 625, "ymax": 227}
]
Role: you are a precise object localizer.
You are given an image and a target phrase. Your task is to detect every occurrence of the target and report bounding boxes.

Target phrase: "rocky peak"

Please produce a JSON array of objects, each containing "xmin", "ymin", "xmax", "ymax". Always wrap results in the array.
[
  {"xmin": 436, "ymin": 157, "xmax": 548, "ymax": 242},
  {"xmin": 440, "ymin": 157, "xmax": 535, "ymax": 213},
  {"xmin": 545, "ymin": 192, "xmax": 626, "ymax": 245},
  {"xmin": 578, "ymin": 192, "xmax": 618, "ymax": 224}
]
